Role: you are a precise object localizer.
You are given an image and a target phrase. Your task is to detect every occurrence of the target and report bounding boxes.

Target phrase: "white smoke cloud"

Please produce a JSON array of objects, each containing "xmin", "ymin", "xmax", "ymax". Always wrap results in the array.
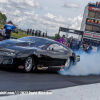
[{"xmin": 59, "ymin": 52, "xmax": 100, "ymax": 76}]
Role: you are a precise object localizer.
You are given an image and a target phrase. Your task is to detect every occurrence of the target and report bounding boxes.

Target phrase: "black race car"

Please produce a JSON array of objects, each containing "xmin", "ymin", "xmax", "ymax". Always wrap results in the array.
[{"xmin": 0, "ymin": 36, "xmax": 80, "ymax": 72}]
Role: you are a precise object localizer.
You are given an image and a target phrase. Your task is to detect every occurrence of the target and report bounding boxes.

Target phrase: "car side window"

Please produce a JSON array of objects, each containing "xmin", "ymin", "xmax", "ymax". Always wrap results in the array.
[
  {"xmin": 62, "ymin": 46, "xmax": 68, "ymax": 51},
  {"xmin": 47, "ymin": 44, "xmax": 66, "ymax": 52},
  {"xmin": 47, "ymin": 44, "xmax": 59, "ymax": 51},
  {"xmin": 58, "ymin": 45, "xmax": 65, "ymax": 52}
]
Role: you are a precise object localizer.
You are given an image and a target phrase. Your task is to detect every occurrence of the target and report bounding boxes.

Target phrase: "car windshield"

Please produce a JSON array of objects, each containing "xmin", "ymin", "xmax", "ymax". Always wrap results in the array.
[{"xmin": 18, "ymin": 37, "xmax": 49, "ymax": 48}]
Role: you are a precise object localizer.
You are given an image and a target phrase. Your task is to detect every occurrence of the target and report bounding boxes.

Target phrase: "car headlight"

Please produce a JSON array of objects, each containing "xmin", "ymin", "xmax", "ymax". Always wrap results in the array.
[
  {"xmin": 3, "ymin": 59, "xmax": 13, "ymax": 64},
  {"xmin": 4, "ymin": 52, "xmax": 15, "ymax": 56}
]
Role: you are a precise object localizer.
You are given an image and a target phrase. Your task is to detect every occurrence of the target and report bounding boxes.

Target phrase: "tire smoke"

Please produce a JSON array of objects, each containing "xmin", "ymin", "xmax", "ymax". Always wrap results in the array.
[{"xmin": 58, "ymin": 52, "xmax": 100, "ymax": 76}]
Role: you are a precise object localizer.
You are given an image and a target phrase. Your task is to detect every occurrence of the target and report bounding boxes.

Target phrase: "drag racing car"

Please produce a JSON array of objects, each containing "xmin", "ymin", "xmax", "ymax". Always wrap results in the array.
[{"xmin": 0, "ymin": 36, "xmax": 80, "ymax": 72}]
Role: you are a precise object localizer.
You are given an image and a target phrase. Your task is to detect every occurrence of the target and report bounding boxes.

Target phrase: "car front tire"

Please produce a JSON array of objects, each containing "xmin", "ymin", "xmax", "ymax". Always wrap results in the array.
[
  {"xmin": 64, "ymin": 57, "xmax": 71, "ymax": 70},
  {"xmin": 24, "ymin": 56, "xmax": 33, "ymax": 72}
]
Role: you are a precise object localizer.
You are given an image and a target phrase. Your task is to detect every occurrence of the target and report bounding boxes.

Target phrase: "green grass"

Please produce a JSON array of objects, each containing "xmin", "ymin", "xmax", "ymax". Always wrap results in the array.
[
  {"xmin": 0, "ymin": 24, "xmax": 3, "ymax": 28},
  {"xmin": 0, "ymin": 24, "xmax": 31, "ymax": 38},
  {"xmin": 11, "ymin": 32, "xmax": 31, "ymax": 38}
]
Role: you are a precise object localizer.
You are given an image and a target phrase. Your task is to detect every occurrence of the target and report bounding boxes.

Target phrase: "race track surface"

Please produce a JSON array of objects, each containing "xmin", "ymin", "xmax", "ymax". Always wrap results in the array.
[{"xmin": 0, "ymin": 68, "xmax": 100, "ymax": 91}]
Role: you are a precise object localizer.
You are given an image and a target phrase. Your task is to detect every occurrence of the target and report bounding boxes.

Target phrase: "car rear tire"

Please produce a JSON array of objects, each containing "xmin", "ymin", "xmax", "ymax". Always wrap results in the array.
[
  {"xmin": 24, "ymin": 56, "xmax": 33, "ymax": 72},
  {"xmin": 64, "ymin": 57, "xmax": 71, "ymax": 70}
]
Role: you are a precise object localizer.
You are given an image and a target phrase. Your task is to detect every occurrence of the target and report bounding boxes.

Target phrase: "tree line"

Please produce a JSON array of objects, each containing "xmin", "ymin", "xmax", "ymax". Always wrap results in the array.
[{"xmin": 0, "ymin": 12, "xmax": 7, "ymax": 25}]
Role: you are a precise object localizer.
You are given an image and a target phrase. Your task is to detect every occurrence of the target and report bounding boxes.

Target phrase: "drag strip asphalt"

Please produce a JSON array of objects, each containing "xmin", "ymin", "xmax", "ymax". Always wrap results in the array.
[{"xmin": 0, "ymin": 68, "xmax": 100, "ymax": 91}]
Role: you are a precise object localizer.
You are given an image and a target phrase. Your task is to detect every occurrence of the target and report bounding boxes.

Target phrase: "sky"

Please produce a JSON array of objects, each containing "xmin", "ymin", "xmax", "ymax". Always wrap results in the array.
[{"xmin": 0, "ymin": 0, "xmax": 98, "ymax": 36}]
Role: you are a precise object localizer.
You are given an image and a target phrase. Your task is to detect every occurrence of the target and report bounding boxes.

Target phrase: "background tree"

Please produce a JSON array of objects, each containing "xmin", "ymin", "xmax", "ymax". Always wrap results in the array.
[
  {"xmin": 0, "ymin": 12, "xmax": 7, "ymax": 25},
  {"xmin": 54, "ymin": 33, "xmax": 61, "ymax": 40}
]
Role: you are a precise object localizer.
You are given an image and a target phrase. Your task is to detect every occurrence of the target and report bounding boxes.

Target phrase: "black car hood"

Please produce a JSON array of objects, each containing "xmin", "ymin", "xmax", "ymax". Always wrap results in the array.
[
  {"xmin": 0, "ymin": 39, "xmax": 40, "ymax": 52},
  {"xmin": 0, "ymin": 39, "xmax": 23, "ymax": 46}
]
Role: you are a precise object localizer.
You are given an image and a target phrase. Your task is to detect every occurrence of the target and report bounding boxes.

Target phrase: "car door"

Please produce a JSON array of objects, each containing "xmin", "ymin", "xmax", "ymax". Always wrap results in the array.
[
  {"xmin": 45, "ymin": 43, "xmax": 66, "ymax": 66},
  {"xmin": 37, "ymin": 49, "xmax": 47, "ymax": 66}
]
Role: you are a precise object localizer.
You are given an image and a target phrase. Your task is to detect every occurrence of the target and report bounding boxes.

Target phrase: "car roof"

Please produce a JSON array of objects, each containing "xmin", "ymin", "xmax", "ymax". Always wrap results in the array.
[{"xmin": 20, "ymin": 36, "xmax": 57, "ymax": 43}]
